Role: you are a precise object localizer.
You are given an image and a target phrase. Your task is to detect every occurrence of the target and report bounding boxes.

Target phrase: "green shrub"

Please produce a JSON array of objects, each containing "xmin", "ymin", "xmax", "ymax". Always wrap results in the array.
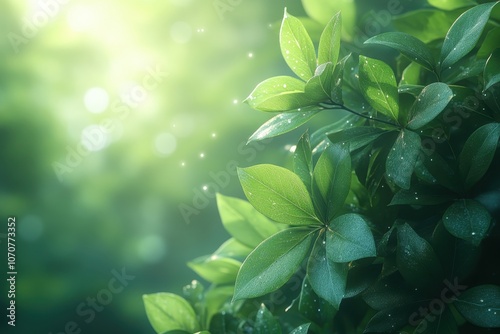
[{"xmin": 144, "ymin": 1, "xmax": 500, "ymax": 333}]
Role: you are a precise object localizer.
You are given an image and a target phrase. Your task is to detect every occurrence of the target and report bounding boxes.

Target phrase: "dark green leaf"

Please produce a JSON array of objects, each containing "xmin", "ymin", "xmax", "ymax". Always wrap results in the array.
[
  {"xmin": 318, "ymin": 11, "xmax": 341, "ymax": 66},
  {"xmin": 477, "ymin": 27, "xmax": 500, "ymax": 59},
  {"xmin": 443, "ymin": 199, "xmax": 491, "ymax": 246},
  {"xmin": 326, "ymin": 213, "xmax": 376, "ymax": 262},
  {"xmin": 484, "ymin": 48, "xmax": 500, "ymax": 91},
  {"xmin": 362, "ymin": 272, "xmax": 419, "ymax": 311},
  {"xmin": 365, "ymin": 32, "xmax": 435, "ymax": 71},
  {"xmin": 397, "ymin": 223, "xmax": 444, "ymax": 291},
  {"xmin": 441, "ymin": 54, "xmax": 486, "ymax": 84},
  {"xmin": 389, "ymin": 185, "xmax": 454, "ymax": 206},
  {"xmin": 359, "ymin": 55, "xmax": 399, "ymax": 121},
  {"xmin": 308, "ymin": 231, "xmax": 348, "ymax": 308},
  {"xmin": 364, "ymin": 305, "xmax": 417, "ymax": 333},
  {"xmin": 143, "ymin": 293, "xmax": 200, "ymax": 334},
  {"xmin": 386, "ymin": 129, "xmax": 422, "ymax": 189},
  {"xmin": 327, "ymin": 126, "xmax": 388, "ymax": 152},
  {"xmin": 294, "ymin": 131, "xmax": 313, "ymax": 191},
  {"xmin": 455, "ymin": 285, "xmax": 500, "ymax": 328},
  {"xmin": 238, "ymin": 165, "xmax": 320, "ymax": 225},
  {"xmin": 280, "ymin": 9, "xmax": 317, "ymax": 81},
  {"xmin": 428, "ymin": 0, "xmax": 476, "ymax": 10},
  {"xmin": 344, "ymin": 263, "xmax": 382, "ymax": 298},
  {"xmin": 247, "ymin": 106, "xmax": 322, "ymax": 142},
  {"xmin": 415, "ymin": 301, "xmax": 458, "ymax": 334},
  {"xmin": 233, "ymin": 228, "xmax": 314, "ymax": 301},
  {"xmin": 289, "ymin": 323, "xmax": 311, "ymax": 334},
  {"xmin": 312, "ymin": 143, "xmax": 351, "ymax": 221},
  {"xmin": 187, "ymin": 255, "xmax": 241, "ymax": 284},
  {"xmin": 407, "ymin": 83, "xmax": 453, "ymax": 130},
  {"xmin": 304, "ymin": 62, "xmax": 334, "ymax": 102},
  {"xmin": 217, "ymin": 194, "xmax": 281, "ymax": 248},
  {"xmin": 459, "ymin": 123, "xmax": 500, "ymax": 189},
  {"xmin": 299, "ymin": 277, "xmax": 337, "ymax": 325},
  {"xmin": 440, "ymin": 2, "xmax": 498, "ymax": 70},
  {"xmin": 255, "ymin": 304, "xmax": 282, "ymax": 334}
]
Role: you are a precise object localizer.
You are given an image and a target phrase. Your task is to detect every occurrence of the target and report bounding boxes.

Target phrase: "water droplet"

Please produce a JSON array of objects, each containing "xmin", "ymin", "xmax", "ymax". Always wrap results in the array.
[
  {"xmin": 471, "ymin": 232, "xmax": 476, "ymax": 236},
  {"xmin": 283, "ymin": 84, "xmax": 287, "ymax": 88},
  {"xmin": 248, "ymin": 52, "xmax": 253, "ymax": 58}
]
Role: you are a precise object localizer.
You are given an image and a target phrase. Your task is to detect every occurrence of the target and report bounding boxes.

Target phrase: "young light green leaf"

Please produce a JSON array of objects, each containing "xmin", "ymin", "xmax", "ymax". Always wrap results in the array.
[
  {"xmin": 305, "ymin": 62, "xmax": 334, "ymax": 102},
  {"xmin": 290, "ymin": 323, "xmax": 311, "ymax": 334},
  {"xmin": 330, "ymin": 54, "xmax": 350, "ymax": 105},
  {"xmin": 293, "ymin": 131, "xmax": 313, "ymax": 191},
  {"xmin": 233, "ymin": 228, "xmax": 314, "ymax": 301},
  {"xmin": 484, "ymin": 48, "xmax": 500, "ymax": 91},
  {"xmin": 187, "ymin": 255, "xmax": 241, "ymax": 284},
  {"xmin": 247, "ymin": 106, "xmax": 322, "ymax": 143},
  {"xmin": 217, "ymin": 194, "xmax": 281, "ymax": 248},
  {"xmin": 312, "ymin": 143, "xmax": 352, "ymax": 222},
  {"xmin": 308, "ymin": 231, "xmax": 348, "ymax": 308},
  {"xmin": 477, "ymin": 27, "xmax": 500, "ymax": 59},
  {"xmin": 327, "ymin": 126, "xmax": 388, "ymax": 152},
  {"xmin": 280, "ymin": 9, "xmax": 317, "ymax": 81},
  {"xmin": 396, "ymin": 223, "xmax": 444, "ymax": 291},
  {"xmin": 255, "ymin": 304, "xmax": 282, "ymax": 334},
  {"xmin": 326, "ymin": 213, "xmax": 376, "ymax": 263},
  {"xmin": 359, "ymin": 55, "xmax": 399, "ymax": 121},
  {"xmin": 440, "ymin": 2, "xmax": 498, "ymax": 70},
  {"xmin": 245, "ymin": 76, "xmax": 314, "ymax": 112},
  {"xmin": 455, "ymin": 285, "xmax": 500, "ymax": 328},
  {"xmin": 238, "ymin": 165, "xmax": 320, "ymax": 225},
  {"xmin": 443, "ymin": 199, "xmax": 491, "ymax": 246},
  {"xmin": 459, "ymin": 123, "xmax": 500, "ymax": 189},
  {"xmin": 386, "ymin": 129, "xmax": 422, "ymax": 189},
  {"xmin": 143, "ymin": 293, "xmax": 200, "ymax": 334},
  {"xmin": 301, "ymin": 0, "xmax": 355, "ymax": 40},
  {"xmin": 428, "ymin": 0, "xmax": 477, "ymax": 10},
  {"xmin": 318, "ymin": 11, "xmax": 341, "ymax": 66},
  {"xmin": 213, "ymin": 238, "xmax": 253, "ymax": 259},
  {"xmin": 407, "ymin": 83, "xmax": 453, "ymax": 130},
  {"xmin": 365, "ymin": 32, "xmax": 435, "ymax": 71},
  {"xmin": 204, "ymin": 286, "xmax": 234, "ymax": 329}
]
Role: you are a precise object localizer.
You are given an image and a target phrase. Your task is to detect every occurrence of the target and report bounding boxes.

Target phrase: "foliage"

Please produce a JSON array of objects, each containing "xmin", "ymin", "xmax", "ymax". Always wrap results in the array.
[{"xmin": 144, "ymin": 1, "xmax": 500, "ymax": 333}]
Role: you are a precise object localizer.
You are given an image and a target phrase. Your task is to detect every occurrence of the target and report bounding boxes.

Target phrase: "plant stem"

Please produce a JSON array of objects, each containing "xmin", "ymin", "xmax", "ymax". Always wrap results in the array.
[{"xmin": 319, "ymin": 102, "xmax": 400, "ymax": 128}]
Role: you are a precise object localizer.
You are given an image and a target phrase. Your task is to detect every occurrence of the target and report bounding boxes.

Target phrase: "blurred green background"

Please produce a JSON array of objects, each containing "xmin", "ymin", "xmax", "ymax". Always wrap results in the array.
[{"xmin": 0, "ymin": 0, "xmax": 311, "ymax": 333}]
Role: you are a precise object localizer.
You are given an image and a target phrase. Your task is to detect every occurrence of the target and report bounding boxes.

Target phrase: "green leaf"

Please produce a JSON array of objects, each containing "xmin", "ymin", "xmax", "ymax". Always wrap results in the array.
[
  {"xmin": 396, "ymin": 224, "xmax": 444, "ymax": 291},
  {"xmin": 407, "ymin": 83, "xmax": 453, "ymax": 130},
  {"xmin": 217, "ymin": 194, "xmax": 281, "ymax": 248},
  {"xmin": 213, "ymin": 238, "xmax": 253, "ymax": 259},
  {"xmin": 344, "ymin": 263, "xmax": 382, "ymax": 298},
  {"xmin": 204, "ymin": 286, "xmax": 234, "ymax": 329},
  {"xmin": 308, "ymin": 231, "xmax": 348, "ymax": 309},
  {"xmin": 326, "ymin": 213, "xmax": 376, "ymax": 262},
  {"xmin": 415, "ymin": 303, "xmax": 458, "ymax": 333},
  {"xmin": 299, "ymin": 277, "xmax": 337, "ymax": 325},
  {"xmin": 386, "ymin": 129, "xmax": 422, "ymax": 189},
  {"xmin": 312, "ymin": 143, "xmax": 351, "ymax": 221},
  {"xmin": 477, "ymin": 27, "xmax": 500, "ymax": 59},
  {"xmin": 301, "ymin": 0, "xmax": 356, "ymax": 40},
  {"xmin": 247, "ymin": 106, "xmax": 322, "ymax": 142},
  {"xmin": 318, "ymin": 11, "xmax": 341, "ymax": 66},
  {"xmin": 459, "ymin": 123, "xmax": 500, "ymax": 189},
  {"xmin": 364, "ymin": 306, "xmax": 417, "ymax": 333},
  {"xmin": 293, "ymin": 131, "xmax": 313, "ymax": 192},
  {"xmin": 233, "ymin": 228, "xmax": 314, "ymax": 301},
  {"xmin": 443, "ymin": 199, "xmax": 491, "ymax": 246},
  {"xmin": 238, "ymin": 165, "xmax": 320, "ymax": 225},
  {"xmin": 389, "ymin": 185, "xmax": 454, "ymax": 206},
  {"xmin": 280, "ymin": 9, "xmax": 317, "ymax": 81},
  {"xmin": 304, "ymin": 62, "xmax": 334, "ymax": 102},
  {"xmin": 440, "ymin": 2, "xmax": 498, "ymax": 70},
  {"xmin": 143, "ymin": 293, "xmax": 200, "ymax": 334},
  {"xmin": 245, "ymin": 76, "xmax": 314, "ymax": 112},
  {"xmin": 289, "ymin": 323, "xmax": 311, "ymax": 334},
  {"xmin": 364, "ymin": 32, "xmax": 435, "ymax": 71},
  {"xmin": 455, "ymin": 285, "xmax": 500, "ymax": 328},
  {"xmin": 327, "ymin": 126, "xmax": 388, "ymax": 152},
  {"xmin": 362, "ymin": 272, "xmax": 418, "ymax": 311},
  {"xmin": 255, "ymin": 304, "xmax": 282, "ymax": 334},
  {"xmin": 428, "ymin": 0, "xmax": 477, "ymax": 10},
  {"xmin": 330, "ymin": 54, "xmax": 349, "ymax": 105},
  {"xmin": 187, "ymin": 255, "xmax": 241, "ymax": 284},
  {"xmin": 484, "ymin": 48, "xmax": 500, "ymax": 91},
  {"xmin": 359, "ymin": 55, "xmax": 399, "ymax": 121},
  {"xmin": 400, "ymin": 62, "xmax": 422, "ymax": 86}
]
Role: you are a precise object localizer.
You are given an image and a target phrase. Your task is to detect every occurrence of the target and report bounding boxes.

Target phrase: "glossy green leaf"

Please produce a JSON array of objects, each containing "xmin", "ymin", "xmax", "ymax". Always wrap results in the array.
[
  {"xmin": 327, "ymin": 126, "xmax": 388, "ymax": 152},
  {"xmin": 293, "ymin": 131, "xmax": 313, "ymax": 191},
  {"xmin": 247, "ymin": 106, "xmax": 322, "ymax": 143},
  {"xmin": 143, "ymin": 293, "xmax": 200, "ymax": 334},
  {"xmin": 407, "ymin": 83, "xmax": 453, "ymax": 130},
  {"xmin": 484, "ymin": 48, "xmax": 500, "ymax": 91},
  {"xmin": 455, "ymin": 285, "xmax": 500, "ymax": 328},
  {"xmin": 365, "ymin": 32, "xmax": 435, "ymax": 71},
  {"xmin": 330, "ymin": 54, "xmax": 349, "ymax": 105},
  {"xmin": 318, "ymin": 11, "xmax": 341, "ymax": 66},
  {"xmin": 217, "ymin": 194, "xmax": 281, "ymax": 248},
  {"xmin": 255, "ymin": 304, "xmax": 282, "ymax": 334},
  {"xmin": 280, "ymin": 9, "xmax": 317, "ymax": 81},
  {"xmin": 290, "ymin": 323, "xmax": 311, "ymax": 334},
  {"xmin": 443, "ymin": 199, "xmax": 491, "ymax": 246},
  {"xmin": 400, "ymin": 62, "xmax": 422, "ymax": 86},
  {"xmin": 245, "ymin": 76, "xmax": 314, "ymax": 112},
  {"xmin": 428, "ymin": 0, "xmax": 477, "ymax": 10},
  {"xmin": 312, "ymin": 143, "xmax": 351, "ymax": 221},
  {"xmin": 238, "ymin": 165, "xmax": 320, "ymax": 225},
  {"xmin": 359, "ymin": 55, "xmax": 399, "ymax": 121},
  {"xmin": 398, "ymin": 84, "xmax": 424, "ymax": 96},
  {"xmin": 213, "ymin": 238, "xmax": 253, "ymax": 259},
  {"xmin": 326, "ymin": 213, "xmax": 376, "ymax": 262},
  {"xmin": 187, "ymin": 255, "xmax": 241, "ymax": 284},
  {"xmin": 396, "ymin": 223, "xmax": 444, "ymax": 291},
  {"xmin": 440, "ymin": 2, "xmax": 498, "ymax": 70},
  {"xmin": 304, "ymin": 62, "xmax": 334, "ymax": 102},
  {"xmin": 386, "ymin": 129, "xmax": 422, "ymax": 189},
  {"xmin": 441, "ymin": 53, "xmax": 486, "ymax": 84},
  {"xmin": 233, "ymin": 228, "xmax": 314, "ymax": 301},
  {"xmin": 459, "ymin": 123, "xmax": 500, "ymax": 189},
  {"xmin": 308, "ymin": 231, "xmax": 348, "ymax": 309}
]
